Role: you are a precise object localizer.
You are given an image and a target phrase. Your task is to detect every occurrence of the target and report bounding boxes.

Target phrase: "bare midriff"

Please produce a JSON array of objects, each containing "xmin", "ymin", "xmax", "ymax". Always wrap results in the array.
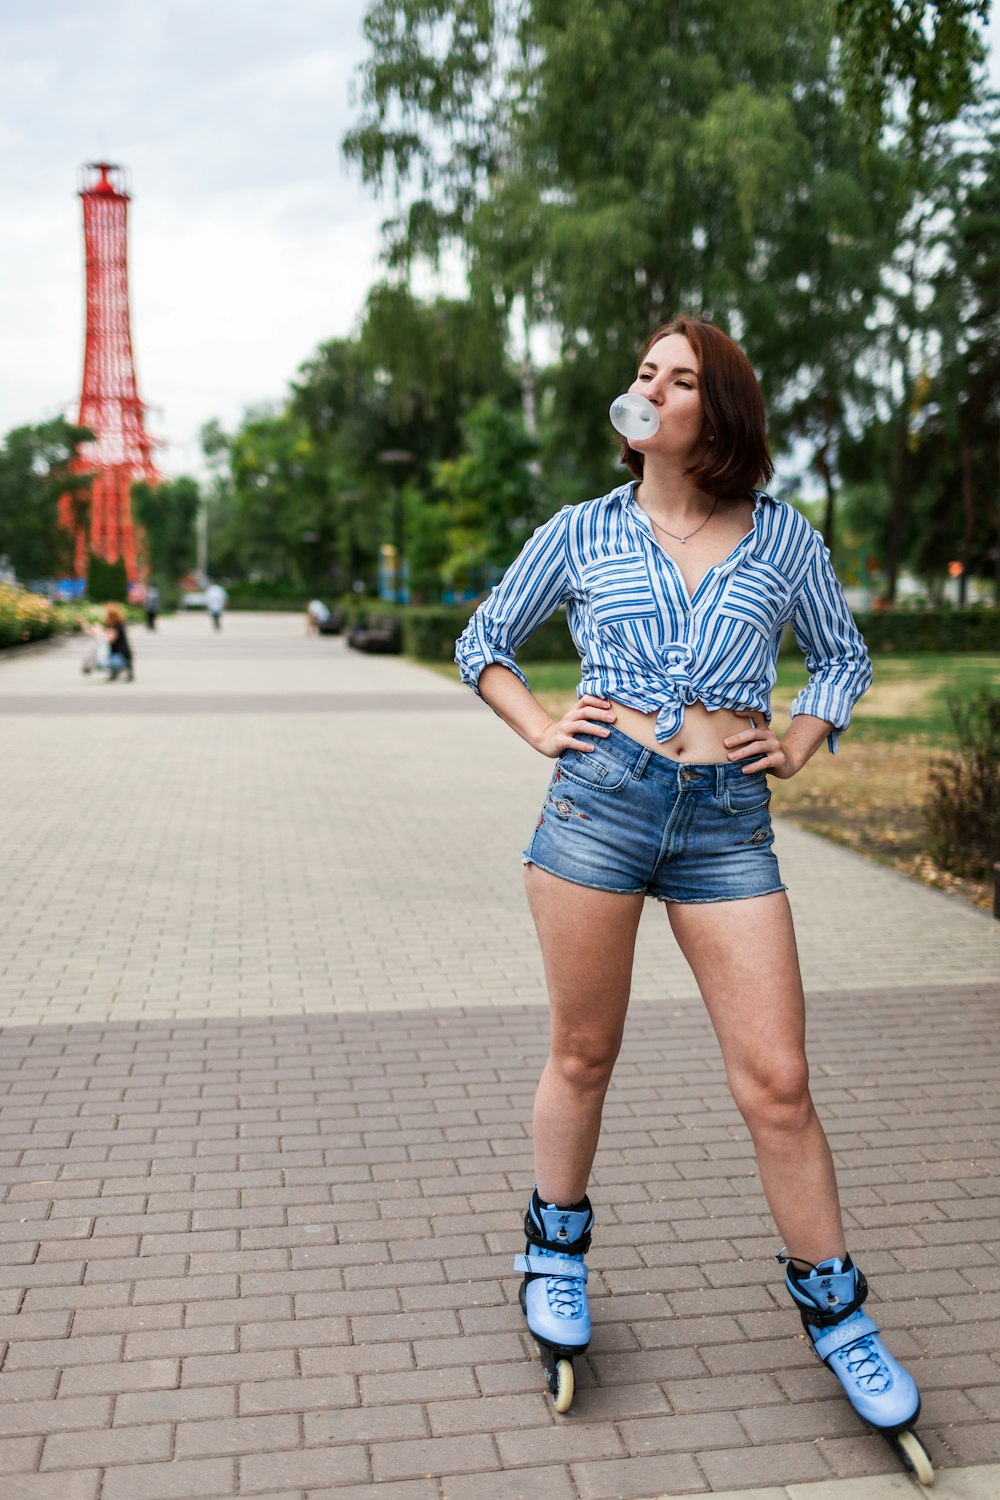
[{"xmin": 609, "ymin": 699, "xmax": 762, "ymax": 763}]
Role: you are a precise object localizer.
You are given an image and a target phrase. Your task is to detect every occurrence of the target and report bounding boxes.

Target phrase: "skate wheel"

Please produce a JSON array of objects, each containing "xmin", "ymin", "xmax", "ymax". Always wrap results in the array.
[
  {"xmin": 552, "ymin": 1358, "xmax": 574, "ymax": 1413},
  {"xmin": 893, "ymin": 1428, "xmax": 934, "ymax": 1486}
]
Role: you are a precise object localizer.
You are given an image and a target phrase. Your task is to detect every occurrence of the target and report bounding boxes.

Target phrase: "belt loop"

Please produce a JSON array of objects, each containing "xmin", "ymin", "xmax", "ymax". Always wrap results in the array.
[
  {"xmin": 632, "ymin": 747, "xmax": 651, "ymax": 780},
  {"xmin": 716, "ymin": 764, "xmax": 726, "ymax": 797}
]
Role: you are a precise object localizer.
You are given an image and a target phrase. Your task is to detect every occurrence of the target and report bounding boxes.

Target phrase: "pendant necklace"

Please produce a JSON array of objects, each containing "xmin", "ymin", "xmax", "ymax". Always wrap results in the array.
[{"xmin": 646, "ymin": 497, "xmax": 719, "ymax": 545}]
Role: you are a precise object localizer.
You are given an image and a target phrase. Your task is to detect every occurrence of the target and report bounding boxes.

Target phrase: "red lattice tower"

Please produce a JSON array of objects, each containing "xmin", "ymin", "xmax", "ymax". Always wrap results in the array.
[{"xmin": 60, "ymin": 162, "xmax": 159, "ymax": 581}]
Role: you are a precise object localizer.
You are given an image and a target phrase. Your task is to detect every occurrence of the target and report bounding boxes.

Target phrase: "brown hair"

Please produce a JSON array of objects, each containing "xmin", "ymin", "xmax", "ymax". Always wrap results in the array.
[
  {"xmin": 104, "ymin": 604, "xmax": 124, "ymax": 626},
  {"xmin": 619, "ymin": 315, "xmax": 774, "ymax": 496}
]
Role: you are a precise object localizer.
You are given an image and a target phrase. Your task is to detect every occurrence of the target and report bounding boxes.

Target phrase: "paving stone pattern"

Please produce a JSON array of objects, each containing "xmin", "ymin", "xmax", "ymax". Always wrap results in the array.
[{"xmin": 1, "ymin": 614, "xmax": 998, "ymax": 1499}]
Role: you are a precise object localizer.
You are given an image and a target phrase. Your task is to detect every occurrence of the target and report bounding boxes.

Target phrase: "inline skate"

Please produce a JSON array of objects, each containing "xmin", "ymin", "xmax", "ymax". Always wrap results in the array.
[
  {"xmin": 515, "ymin": 1188, "xmax": 593, "ymax": 1412},
  {"xmin": 779, "ymin": 1250, "xmax": 934, "ymax": 1485}
]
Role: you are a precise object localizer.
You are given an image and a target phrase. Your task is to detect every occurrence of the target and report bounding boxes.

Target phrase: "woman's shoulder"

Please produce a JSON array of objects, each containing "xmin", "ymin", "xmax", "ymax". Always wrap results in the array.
[
  {"xmin": 752, "ymin": 492, "xmax": 818, "ymax": 559},
  {"xmin": 562, "ymin": 483, "xmax": 634, "ymax": 538}
]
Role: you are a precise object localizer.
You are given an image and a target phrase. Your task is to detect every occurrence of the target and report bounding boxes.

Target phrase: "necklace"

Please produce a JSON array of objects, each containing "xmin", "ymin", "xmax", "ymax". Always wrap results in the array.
[{"xmin": 646, "ymin": 497, "xmax": 719, "ymax": 545}]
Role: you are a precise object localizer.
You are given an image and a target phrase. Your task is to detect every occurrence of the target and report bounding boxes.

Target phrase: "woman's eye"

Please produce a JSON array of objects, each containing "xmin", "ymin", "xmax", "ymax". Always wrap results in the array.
[{"xmin": 676, "ymin": 381, "xmax": 692, "ymax": 389}]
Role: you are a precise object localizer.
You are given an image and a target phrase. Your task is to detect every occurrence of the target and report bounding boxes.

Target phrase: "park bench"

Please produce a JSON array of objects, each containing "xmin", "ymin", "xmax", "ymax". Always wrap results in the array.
[{"xmin": 347, "ymin": 614, "xmax": 403, "ymax": 654}]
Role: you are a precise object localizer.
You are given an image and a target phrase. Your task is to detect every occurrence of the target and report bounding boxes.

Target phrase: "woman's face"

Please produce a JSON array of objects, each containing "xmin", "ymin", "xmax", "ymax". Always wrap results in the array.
[{"xmin": 626, "ymin": 333, "xmax": 707, "ymax": 463}]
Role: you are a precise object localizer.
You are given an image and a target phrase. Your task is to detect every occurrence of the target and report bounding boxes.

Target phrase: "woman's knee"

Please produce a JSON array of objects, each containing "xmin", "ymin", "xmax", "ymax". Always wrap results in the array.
[
  {"xmin": 549, "ymin": 1033, "xmax": 621, "ymax": 1094},
  {"xmin": 731, "ymin": 1057, "xmax": 813, "ymax": 1134}
]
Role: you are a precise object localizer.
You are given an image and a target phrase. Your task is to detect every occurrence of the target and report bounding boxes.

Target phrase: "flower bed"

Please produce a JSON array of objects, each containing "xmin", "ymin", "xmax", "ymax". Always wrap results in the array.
[{"xmin": 0, "ymin": 584, "xmax": 60, "ymax": 649}]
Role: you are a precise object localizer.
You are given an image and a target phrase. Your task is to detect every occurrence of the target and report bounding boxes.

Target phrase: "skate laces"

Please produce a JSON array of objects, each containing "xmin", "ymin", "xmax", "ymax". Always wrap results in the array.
[
  {"xmin": 536, "ymin": 1245, "xmax": 587, "ymax": 1320},
  {"xmin": 830, "ymin": 1316, "xmax": 893, "ymax": 1395}
]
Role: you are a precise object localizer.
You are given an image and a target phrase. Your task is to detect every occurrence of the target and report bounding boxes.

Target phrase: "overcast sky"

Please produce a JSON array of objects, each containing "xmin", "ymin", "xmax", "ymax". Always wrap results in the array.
[
  {"xmin": 1, "ymin": 2, "xmax": 997, "ymax": 482},
  {"xmin": 0, "ymin": 0, "xmax": 391, "ymax": 477}
]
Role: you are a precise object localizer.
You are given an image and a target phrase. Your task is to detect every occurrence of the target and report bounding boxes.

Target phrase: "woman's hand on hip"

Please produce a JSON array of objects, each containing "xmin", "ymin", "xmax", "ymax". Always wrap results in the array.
[
  {"xmin": 534, "ymin": 695, "xmax": 616, "ymax": 758},
  {"xmin": 723, "ymin": 714, "xmax": 801, "ymax": 779}
]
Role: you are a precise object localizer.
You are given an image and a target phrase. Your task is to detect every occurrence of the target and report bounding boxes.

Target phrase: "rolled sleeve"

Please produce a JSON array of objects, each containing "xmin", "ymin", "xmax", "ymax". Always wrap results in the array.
[
  {"xmin": 455, "ymin": 507, "xmax": 571, "ymax": 695},
  {"xmin": 789, "ymin": 532, "xmax": 872, "ymax": 753}
]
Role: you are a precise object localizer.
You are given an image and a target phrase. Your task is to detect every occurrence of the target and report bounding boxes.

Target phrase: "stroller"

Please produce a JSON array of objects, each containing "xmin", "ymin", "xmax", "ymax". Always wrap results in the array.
[{"xmin": 81, "ymin": 627, "xmax": 110, "ymax": 676}]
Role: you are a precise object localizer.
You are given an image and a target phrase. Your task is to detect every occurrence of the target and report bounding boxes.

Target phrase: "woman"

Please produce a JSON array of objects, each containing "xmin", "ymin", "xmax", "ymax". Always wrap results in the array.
[
  {"xmin": 103, "ymin": 603, "xmax": 134, "ymax": 683},
  {"xmin": 455, "ymin": 316, "xmax": 931, "ymax": 1475}
]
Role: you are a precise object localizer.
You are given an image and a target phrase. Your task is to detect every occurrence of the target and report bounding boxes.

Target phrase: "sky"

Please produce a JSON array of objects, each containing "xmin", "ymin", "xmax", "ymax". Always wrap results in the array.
[
  {"xmin": 1, "ymin": 2, "xmax": 998, "ymax": 482},
  {"xmin": 0, "ymin": 0, "xmax": 389, "ymax": 477}
]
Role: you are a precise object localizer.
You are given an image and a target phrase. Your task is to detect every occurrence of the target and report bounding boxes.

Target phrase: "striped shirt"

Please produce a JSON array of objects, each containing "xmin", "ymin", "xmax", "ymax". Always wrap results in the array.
[{"xmin": 455, "ymin": 483, "xmax": 871, "ymax": 752}]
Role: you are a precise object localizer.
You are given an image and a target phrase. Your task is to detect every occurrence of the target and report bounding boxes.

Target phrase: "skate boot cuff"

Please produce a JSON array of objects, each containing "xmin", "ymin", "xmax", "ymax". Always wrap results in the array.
[
  {"xmin": 778, "ymin": 1251, "xmax": 869, "ymax": 1329},
  {"xmin": 524, "ymin": 1190, "xmax": 594, "ymax": 1258}
]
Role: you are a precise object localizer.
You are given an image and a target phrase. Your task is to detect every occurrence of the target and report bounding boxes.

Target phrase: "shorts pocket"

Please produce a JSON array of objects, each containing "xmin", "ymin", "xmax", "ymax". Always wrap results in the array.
[
  {"xmin": 723, "ymin": 771, "xmax": 771, "ymax": 816},
  {"xmin": 556, "ymin": 746, "xmax": 633, "ymax": 792}
]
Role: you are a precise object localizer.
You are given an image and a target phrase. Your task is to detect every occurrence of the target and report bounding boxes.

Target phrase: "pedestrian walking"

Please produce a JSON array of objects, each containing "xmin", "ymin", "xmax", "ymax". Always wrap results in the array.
[
  {"xmin": 102, "ymin": 603, "xmax": 134, "ymax": 683},
  {"xmin": 454, "ymin": 314, "xmax": 933, "ymax": 1481},
  {"xmin": 144, "ymin": 580, "xmax": 160, "ymax": 631},
  {"xmin": 205, "ymin": 582, "xmax": 227, "ymax": 632}
]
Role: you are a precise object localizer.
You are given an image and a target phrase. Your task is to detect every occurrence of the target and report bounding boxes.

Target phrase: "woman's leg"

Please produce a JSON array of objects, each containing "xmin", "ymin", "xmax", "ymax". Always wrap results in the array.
[
  {"xmin": 665, "ymin": 890, "xmax": 846, "ymax": 1264},
  {"xmin": 524, "ymin": 866, "xmax": 645, "ymax": 1205}
]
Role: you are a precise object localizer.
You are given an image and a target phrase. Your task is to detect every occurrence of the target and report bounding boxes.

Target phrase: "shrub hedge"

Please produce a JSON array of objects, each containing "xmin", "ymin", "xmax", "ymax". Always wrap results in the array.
[{"xmin": 400, "ymin": 604, "xmax": 1000, "ymax": 663}]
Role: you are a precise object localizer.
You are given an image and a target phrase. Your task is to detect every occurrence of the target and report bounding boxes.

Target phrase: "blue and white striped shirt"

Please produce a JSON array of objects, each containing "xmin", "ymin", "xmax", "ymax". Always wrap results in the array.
[{"xmin": 455, "ymin": 483, "xmax": 871, "ymax": 752}]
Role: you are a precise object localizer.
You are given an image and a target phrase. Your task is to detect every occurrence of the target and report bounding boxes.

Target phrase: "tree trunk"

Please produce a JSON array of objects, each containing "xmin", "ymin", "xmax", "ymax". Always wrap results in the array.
[
  {"xmin": 995, "ymin": 432, "xmax": 1000, "ymax": 605},
  {"xmin": 959, "ymin": 429, "xmax": 975, "ymax": 607},
  {"xmin": 817, "ymin": 394, "xmax": 837, "ymax": 562},
  {"xmin": 885, "ymin": 400, "xmax": 909, "ymax": 605}
]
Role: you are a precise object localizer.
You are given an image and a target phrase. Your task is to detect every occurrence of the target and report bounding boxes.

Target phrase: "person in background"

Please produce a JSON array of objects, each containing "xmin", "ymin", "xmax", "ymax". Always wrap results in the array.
[
  {"xmin": 145, "ymin": 580, "xmax": 160, "ymax": 631},
  {"xmin": 205, "ymin": 582, "xmax": 227, "ymax": 631},
  {"xmin": 103, "ymin": 603, "xmax": 134, "ymax": 683},
  {"xmin": 306, "ymin": 598, "xmax": 331, "ymax": 635}
]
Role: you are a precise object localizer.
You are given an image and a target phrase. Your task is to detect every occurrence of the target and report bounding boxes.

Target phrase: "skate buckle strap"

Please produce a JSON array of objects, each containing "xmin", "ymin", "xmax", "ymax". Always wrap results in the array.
[
  {"xmin": 514, "ymin": 1253, "xmax": 588, "ymax": 1281},
  {"xmin": 811, "ymin": 1313, "xmax": 880, "ymax": 1364}
]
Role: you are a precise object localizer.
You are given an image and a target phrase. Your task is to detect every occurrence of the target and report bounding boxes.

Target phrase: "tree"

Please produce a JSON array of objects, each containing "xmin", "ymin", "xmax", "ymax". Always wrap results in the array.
[
  {"xmin": 345, "ymin": 0, "xmax": 912, "ymax": 507},
  {"xmin": 0, "ymin": 418, "xmax": 92, "ymax": 581},
  {"xmin": 431, "ymin": 396, "xmax": 542, "ymax": 593},
  {"xmin": 132, "ymin": 476, "xmax": 200, "ymax": 588},
  {"xmin": 833, "ymin": 0, "xmax": 991, "ymax": 154}
]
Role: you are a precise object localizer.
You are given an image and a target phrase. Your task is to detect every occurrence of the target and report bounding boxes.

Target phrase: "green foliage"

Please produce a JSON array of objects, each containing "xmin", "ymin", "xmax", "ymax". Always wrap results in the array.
[
  {"xmin": 925, "ymin": 689, "xmax": 1000, "ymax": 879},
  {"xmin": 834, "ymin": 0, "xmax": 990, "ymax": 152},
  {"xmin": 431, "ymin": 397, "xmax": 544, "ymax": 594},
  {"xmin": 849, "ymin": 608, "xmax": 1000, "ymax": 653},
  {"xmin": 401, "ymin": 603, "xmax": 578, "ymax": 663},
  {"xmin": 132, "ymin": 476, "xmax": 200, "ymax": 587},
  {"xmin": 0, "ymin": 418, "xmax": 92, "ymax": 581},
  {"xmin": 87, "ymin": 553, "xmax": 128, "ymax": 604}
]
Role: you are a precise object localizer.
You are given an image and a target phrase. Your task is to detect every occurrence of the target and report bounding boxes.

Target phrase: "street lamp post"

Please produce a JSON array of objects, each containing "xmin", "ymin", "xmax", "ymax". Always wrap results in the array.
[{"xmin": 376, "ymin": 450, "xmax": 413, "ymax": 605}]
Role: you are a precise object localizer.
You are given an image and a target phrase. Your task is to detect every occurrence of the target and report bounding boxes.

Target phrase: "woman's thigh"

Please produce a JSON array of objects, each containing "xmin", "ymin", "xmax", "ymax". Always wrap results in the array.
[
  {"xmin": 524, "ymin": 866, "xmax": 645, "ymax": 1059},
  {"xmin": 664, "ymin": 891, "xmax": 808, "ymax": 1089}
]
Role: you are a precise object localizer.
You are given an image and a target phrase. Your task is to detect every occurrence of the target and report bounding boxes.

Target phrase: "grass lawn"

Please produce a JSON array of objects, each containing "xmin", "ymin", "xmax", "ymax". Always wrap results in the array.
[{"xmin": 428, "ymin": 654, "xmax": 1000, "ymax": 909}]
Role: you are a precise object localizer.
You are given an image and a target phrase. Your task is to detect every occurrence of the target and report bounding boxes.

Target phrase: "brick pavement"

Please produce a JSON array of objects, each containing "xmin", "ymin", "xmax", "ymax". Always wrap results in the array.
[{"xmin": 1, "ymin": 613, "xmax": 998, "ymax": 1499}]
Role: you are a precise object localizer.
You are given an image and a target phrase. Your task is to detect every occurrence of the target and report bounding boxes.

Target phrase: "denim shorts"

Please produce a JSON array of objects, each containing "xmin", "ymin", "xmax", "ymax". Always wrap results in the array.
[{"xmin": 523, "ymin": 725, "xmax": 786, "ymax": 904}]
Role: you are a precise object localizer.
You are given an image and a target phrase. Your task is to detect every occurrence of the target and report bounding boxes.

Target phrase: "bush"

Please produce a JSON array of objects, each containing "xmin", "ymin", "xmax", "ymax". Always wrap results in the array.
[
  {"xmin": 400, "ymin": 604, "xmax": 578, "ymax": 663},
  {"xmin": 87, "ymin": 553, "xmax": 129, "ymax": 604},
  {"xmin": 925, "ymin": 690, "xmax": 1000, "ymax": 881},
  {"xmin": 849, "ymin": 608, "xmax": 1000, "ymax": 654},
  {"xmin": 0, "ymin": 583, "xmax": 59, "ymax": 647},
  {"xmin": 224, "ymin": 581, "xmax": 306, "ymax": 610}
]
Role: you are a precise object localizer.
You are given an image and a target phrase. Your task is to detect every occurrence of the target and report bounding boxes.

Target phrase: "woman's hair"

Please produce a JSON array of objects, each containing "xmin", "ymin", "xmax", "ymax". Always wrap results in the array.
[
  {"xmin": 104, "ymin": 604, "xmax": 124, "ymax": 625},
  {"xmin": 619, "ymin": 314, "xmax": 774, "ymax": 496}
]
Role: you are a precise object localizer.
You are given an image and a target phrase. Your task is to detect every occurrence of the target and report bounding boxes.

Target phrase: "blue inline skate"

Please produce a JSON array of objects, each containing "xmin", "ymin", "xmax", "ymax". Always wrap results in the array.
[
  {"xmin": 779, "ymin": 1250, "xmax": 934, "ymax": 1485},
  {"xmin": 515, "ymin": 1188, "xmax": 593, "ymax": 1412}
]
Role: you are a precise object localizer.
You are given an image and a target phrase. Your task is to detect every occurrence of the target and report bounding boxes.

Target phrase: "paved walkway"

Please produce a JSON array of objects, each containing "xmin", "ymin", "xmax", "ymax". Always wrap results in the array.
[{"xmin": 0, "ymin": 612, "xmax": 997, "ymax": 1500}]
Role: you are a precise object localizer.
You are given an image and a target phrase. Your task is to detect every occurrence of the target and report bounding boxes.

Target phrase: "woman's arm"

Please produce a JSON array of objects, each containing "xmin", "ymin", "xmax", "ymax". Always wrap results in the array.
[
  {"xmin": 723, "ymin": 711, "xmax": 834, "ymax": 780},
  {"xmin": 478, "ymin": 664, "xmax": 617, "ymax": 760}
]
